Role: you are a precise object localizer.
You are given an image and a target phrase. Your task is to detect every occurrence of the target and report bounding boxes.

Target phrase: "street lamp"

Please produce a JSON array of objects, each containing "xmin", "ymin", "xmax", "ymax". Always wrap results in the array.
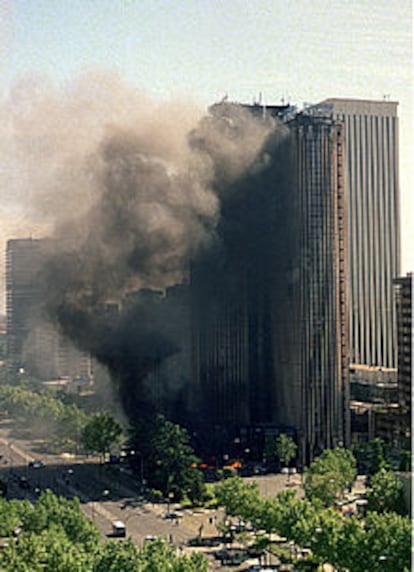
[{"xmin": 167, "ymin": 491, "xmax": 174, "ymax": 515}]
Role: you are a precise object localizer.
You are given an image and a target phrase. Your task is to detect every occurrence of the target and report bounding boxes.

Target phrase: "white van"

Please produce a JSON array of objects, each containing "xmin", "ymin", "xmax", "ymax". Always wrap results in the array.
[{"xmin": 112, "ymin": 520, "xmax": 126, "ymax": 537}]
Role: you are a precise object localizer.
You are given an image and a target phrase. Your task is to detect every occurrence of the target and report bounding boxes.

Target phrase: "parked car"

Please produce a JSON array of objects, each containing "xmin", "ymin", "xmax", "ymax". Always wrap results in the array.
[
  {"xmin": 28, "ymin": 460, "xmax": 44, "ymax": 469},
  {"xmin": 164, "ymin": 511, "xmax": 182, "ymax": 520}
]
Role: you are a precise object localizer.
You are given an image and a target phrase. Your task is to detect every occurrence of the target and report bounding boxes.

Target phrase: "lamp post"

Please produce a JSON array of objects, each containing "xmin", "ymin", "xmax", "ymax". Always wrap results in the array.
[{"xmin": 167, "ymin": 491, "xmax": 174, "ymax": 515}]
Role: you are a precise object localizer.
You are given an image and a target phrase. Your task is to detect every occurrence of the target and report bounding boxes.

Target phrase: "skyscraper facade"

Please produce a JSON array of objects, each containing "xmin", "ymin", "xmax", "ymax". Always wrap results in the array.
[
  {"xmin": 270, "ymin": 112, "xmax": 349, "ymax": 460},
  {"xmin": 191, "ymin": 103, "xmax": 349, "ymax": 461},
  {"xmin": 6, "ymin": 238, "xmax": 91, "ymax": 380},
  {"xmin": 6, "ymin": 238, "xmax": 48, "ymax": 370},
  {"xmin": 316, "ymin": 99, "xmax": 400, "ymax": 369},
  {"xmin": 394, "ymin": 273, "xmax": 412, "ymax": 426}
]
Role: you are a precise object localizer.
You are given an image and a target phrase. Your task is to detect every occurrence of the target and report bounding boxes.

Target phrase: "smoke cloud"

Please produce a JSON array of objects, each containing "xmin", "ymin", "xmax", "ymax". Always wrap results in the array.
[{"xmin": 0, "ymin": 71, "xmax": 280, "ymax": 422}]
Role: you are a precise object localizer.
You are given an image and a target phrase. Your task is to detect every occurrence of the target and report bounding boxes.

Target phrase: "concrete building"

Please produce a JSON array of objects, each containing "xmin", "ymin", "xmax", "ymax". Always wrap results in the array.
[
  {"xmin": 394, "ymin": 273, "xmax": 412, "ymax": 436},
  {"xmin": 191, "ymin": 103, "xmax": 349, "ymax": 462},
  {"xmin": 314, "ymin": 99, "xmax": 400, "ymax": 369},
  {"xmin": 6, "ymin": 238, "xmax": 48, "ymax": 371},
  {"xmin": 349, "ymin": 363, "xmax": 398, "ymax": 404},
  {"xmin": 274, "ymin": 111, "xmax": 349, "ymax": 460},
  {"xmin": 6, "ymin": 238, "xmax": 91, "ymax": 381}
]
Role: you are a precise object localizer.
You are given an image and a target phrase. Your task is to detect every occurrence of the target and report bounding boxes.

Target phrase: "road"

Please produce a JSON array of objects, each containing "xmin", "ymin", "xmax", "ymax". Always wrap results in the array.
[
  {"xmin": 0, "ymin": 423, "xmax": 254, "ymax": 570},
  {"xmin": 1, "ymin": 422, "xmax": 365, "ymax": 570}
]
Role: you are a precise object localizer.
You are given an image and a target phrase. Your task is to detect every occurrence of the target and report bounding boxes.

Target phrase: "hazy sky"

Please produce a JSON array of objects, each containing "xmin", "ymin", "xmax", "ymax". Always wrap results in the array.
[{"xmin": 0, "ymin": 0, "xmax": 412, "ymax": 311}]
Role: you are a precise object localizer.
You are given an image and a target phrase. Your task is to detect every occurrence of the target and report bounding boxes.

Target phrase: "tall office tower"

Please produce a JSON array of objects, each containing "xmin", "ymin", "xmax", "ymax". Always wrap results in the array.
[
  {"xmin": 6, "ymin": 238, "xmax": 49, "ymax": 371},
  {"xmin": 6, "ymin": 237, "xmax": 91, "ymax": 380},
  {"xmin": 273, "ymin": 112, "xmax": 349, "ymax": 460},
  {"xmin": 315, "ymin": 99, "xmax": 400, "ymax": 368},
  {"xmin": 191, "ymin": 103, "xmax": 349, "ymax": 461},
  {"xmin": 394, "ymin": 273, "xmax": 412, "ymax": 431}
]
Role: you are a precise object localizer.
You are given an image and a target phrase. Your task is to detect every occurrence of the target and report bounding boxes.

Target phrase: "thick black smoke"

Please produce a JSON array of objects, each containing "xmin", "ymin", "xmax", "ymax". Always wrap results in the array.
[{"xmin": 38, "ymin": 99, "xmax": 279, "ymax": 423}]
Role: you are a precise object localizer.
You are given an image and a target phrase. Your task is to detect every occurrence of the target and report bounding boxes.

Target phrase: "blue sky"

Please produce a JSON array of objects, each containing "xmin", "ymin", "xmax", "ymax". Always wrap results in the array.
[
  {"xmin": 0, "ymin": 0, "xmax": 413, "ymax": 284},
  {"xmin": 3, "ymin": 1, "xmax": 412, "ymax": 106}
]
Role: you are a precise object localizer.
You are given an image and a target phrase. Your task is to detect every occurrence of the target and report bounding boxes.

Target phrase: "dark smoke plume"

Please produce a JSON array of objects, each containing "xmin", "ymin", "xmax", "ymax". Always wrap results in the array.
[{"xmin": 34, "ymin": 88, "xmax": 278, "ymax": 422}]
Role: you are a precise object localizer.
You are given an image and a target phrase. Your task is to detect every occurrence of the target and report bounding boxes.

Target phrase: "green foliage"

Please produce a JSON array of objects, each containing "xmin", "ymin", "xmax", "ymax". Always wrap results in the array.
[
  {"xmin": 93, "ymin": 539, "xmax": 140, "ymax": 572},
  {"xmin": 22, "ymin": 491, "xmax": 100, "ymax": 550},
  {"xmin": 94, "ymin": 537, "xmax": 208, "ymax": 572},
  {"xmin": 81, "ymin": 412, "xmax": 123, "ymax": 459},
  {"xmin": 366, "ymin": 438, "xmax": 391, "ymax": 478},
  {"xmin": 301, "ymin": 507, "xmax": 345, "ymax": 566},
  {"xmin": 0, "ymin": 527, "xmax": 94, "ymax": 572},
  {"xmin": 366, "ymin": 468, "xmax": 406, "ymax": 515},
  {"xmin": 146, "ymin": 415, "xmax": 206, "ymax": 503},
  {"xmin": 137, "ymin": 537, "xmax": 208, "ymax": 571},
  {"xmin": 0, "ymin": 384, "xmax": 87, "ymax": 450},
  {"xmin": 0, "ymin": 491, "xmax": 99, "ymax": 572},
  {"xmin": 398, "ymin": 449, "xmax": 411, "ymax": 471},
  {"xmin": 215, "ymin": 476, "xmax": 260, "ymax": 522},
  {"xmin": 0, "ymin": 493, "xmax": 208, "ymax": 572},
  {"xmin": 0, "ymin": 497, "xmax": 31, "ymax": 537},
  {"xmin": 304, "ymin": 447, "xmax": 356, "ymax": 506},
  {"xmin": 338, "ymin": 512, "xmax": 412, "ymax": 572},
  {"xmin": 359, "ymin": 511, "xmax": 411, "ymax": 572},
  {"xmin": 275, "ymin": 433, "xmax": 297, "ymax": 466},
  {"xmin": 213, "ymin": 448, "xmax": 411, "ymax": 572},
  {"xmin": 55, "ymin": 403, "xmax": 87, "ymax": 451}
]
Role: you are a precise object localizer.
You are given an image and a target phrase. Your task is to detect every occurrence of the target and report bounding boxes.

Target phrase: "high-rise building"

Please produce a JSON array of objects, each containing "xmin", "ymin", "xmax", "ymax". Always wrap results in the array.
[
  {"xmin": 6, "ymin": 238, "xmax": 91, "ymax": 380},
  {"xmin": 264, "ymin": 111, "xmax": 349, "ymax": 461},
  {"xmin": 191, "ymin": 103, "xmax": 349, "ymax": 462},
  {"xmin": 394, "ymin": 273, "xmax": 412, "ymax": 430},
  {"xmin": 6, "ymin": 238, "xmax": 48, "ymax": 370},
  {"xmin": 315, "ymin": 99, "xmax": 400, "ymax": 368}
]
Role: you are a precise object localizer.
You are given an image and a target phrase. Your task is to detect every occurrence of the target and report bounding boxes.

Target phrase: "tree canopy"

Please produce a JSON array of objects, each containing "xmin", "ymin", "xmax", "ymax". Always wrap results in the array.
[
  {"xmin": 142, "ymin": 415, "xmax": 206, "ymax": 503},
  {"xmin": 0, "ymin": 492, "xmax": 208, "ymax": 572},
  {"xmin": 81, "ymin": 412, "xmax": 123, "ymax": 459},
  {"xmin": 214, "ymin": 470, "xmax": 411, "ymax": 572},
  {"xmin": 304, "ymin": 447, "xmax": 356, "ymax": 506},
  {"xmin": 275, "ymin": 433, "xmax": 297, "ymax": 466},
  {"xmin": 366, "ymin": 468, "xmax": 407, "ymax": 515}
]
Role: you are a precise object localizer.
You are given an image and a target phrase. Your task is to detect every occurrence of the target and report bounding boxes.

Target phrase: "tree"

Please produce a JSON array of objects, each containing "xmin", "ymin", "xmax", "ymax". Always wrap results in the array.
[
  {"xmin": 23, "ymin": 490, "xmax": 100, "ymax": 550},
  {"xmin": 366, "ymin": 438, "xmax": 391, "ymax": 479},
  {"xmin": 0, "ymin": 527, "xmax": 94, "ymax": 572},
  {"xmin": 0, "ymin": 492, "xmax": 209, "ymax": 572},
  {"xmin": 215, "ymin": 476, "xmax": 260, "ymax": 523},
  {"xmin": 0, "ymin": 492, "xmax": 99, "ymax": 572},
  {"xmin": 0, "ymin": 496, "xmax": 31, "ymax": 537},
  {"xmin": 366, "ymin": 468, "xmax": 406, "ymax": 515},
  {"xmin": 93, "ymin": 539, "xmax": 140, "ymax": 572},
  {"xmin": 81, "ymin": 412, "xmax": 123, "ymax": 460},
  {"xmin": 352, "ymin": 512, "xmax": 412, "ymax": 572},
  {"xmin": 304, "ymin": 448, "xmax": 356, "ymax": 506},
  {"xmin": 55, "ymin": 403, "xmax": 88, "ymax": 451},
  {"xmin": 275, "ymin": 433, "xmax": 297, "ymax": 467},
  {"xmin": 145, "ymin": 415, "xmax": 206, "ymax": 503},
  {"xmin": 137, "ymin": 537, "xmax": 208, "ymax": 571}
]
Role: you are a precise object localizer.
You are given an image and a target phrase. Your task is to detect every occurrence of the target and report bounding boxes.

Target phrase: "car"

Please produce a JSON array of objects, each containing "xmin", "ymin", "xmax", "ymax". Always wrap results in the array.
[
  {"xmin": 28, "ymin": 460, "xmax": 44, "ymax": 469},
  {"xmin": 18, "ymin": 476, "xmax": 30, "ymax": 489},
  {"xmin": 164, "ymin": 511, "xmax": 182, "ymax": 520}
]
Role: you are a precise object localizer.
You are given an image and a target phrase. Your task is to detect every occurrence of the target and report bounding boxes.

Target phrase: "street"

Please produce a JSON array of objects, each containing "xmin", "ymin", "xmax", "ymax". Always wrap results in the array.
[
  {"xmin": 0, "ymin": 421, "xmax": 366, "ymax": 571},
  {"xmin": 0, "ymin": 421, "xmax": 254, "ymax": 570}
]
